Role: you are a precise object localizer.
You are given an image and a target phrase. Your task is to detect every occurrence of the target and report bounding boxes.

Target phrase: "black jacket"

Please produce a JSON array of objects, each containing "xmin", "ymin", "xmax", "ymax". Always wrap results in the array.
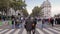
[
  {"xmin": 32, "ymin": 18, "xmax": 37, "ymax": 29},
  {"xmin": 25, "ymin": 19, "xmax": 33, "ymax": 31},
  {"xmin": 25, "ymin": 18, "xmax": 37, "ymax": 31}
]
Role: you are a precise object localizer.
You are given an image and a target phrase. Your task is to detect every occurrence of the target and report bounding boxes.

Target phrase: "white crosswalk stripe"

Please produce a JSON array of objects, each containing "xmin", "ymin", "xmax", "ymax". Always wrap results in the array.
[
  {"xmin": 43, "ymin": 28, "xmax": 54, "ymax": 34},
  {"xmin": 13, "ymin": 29, "xmax": 21, "ymax": 34},
  {"xmin": 48, "ymin": 28, "xmax": 60, "ymax": 34},
  {"xmin": 0, "ymin": 29, "xmax": 3, "ymax": 31},
  {"xmin": 36, "ymin": 28, "xmax": 44, "ymax": 34},
  {"xmin": 0, "ymin": 29, "xmax": 9, "ymax": 34},
  {"xmin": 0, "ymin": 27, "xmax": 60, "ymax": 34},
  {"xmin": 53, "ymin": 27, "xmax": 60, "ymax": 30},
  {"xmin": 5, "ymin": 29, "xmax": 15, "ymax": 34},
  {"xmin": 22, "ymin": 29, "xmax": 27, "ymax": 34}
]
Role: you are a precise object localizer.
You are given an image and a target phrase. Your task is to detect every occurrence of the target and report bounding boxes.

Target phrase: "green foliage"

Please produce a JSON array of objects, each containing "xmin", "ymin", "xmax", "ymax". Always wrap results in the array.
[
  {"xmin": 22, "ymin": 9, "xmax": 29, "ymax": 17},
  {"xmin": 10, "ymin": 0, "xmax": 28, "ymax": 17},
  {"xmin": 0, "ymin": 0, "xmax": 27, "ymax": 16},
  {"xmin": 10, "ymin": 0, "xmax": 26, "ymax": 11},
  {"xmin": 31, "ymin": 6, "xmax": 43, "ymax": 17},
  {"xmin": 0, "ymin": 0, "xmax": 26, "ymax": 11},
  {"xmin": 0, "ymin": 0, "xmax": 10, "ymax": 11}
]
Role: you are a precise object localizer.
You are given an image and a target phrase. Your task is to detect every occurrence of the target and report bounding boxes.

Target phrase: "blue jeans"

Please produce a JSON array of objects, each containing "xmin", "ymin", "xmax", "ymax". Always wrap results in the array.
[
  {"xmin": 12, "ymin": 24, "xmax": 15, "ymax": 29},
  {"xmin": 41, "ymin": 24, "xmax": 46, "ymax": 29},
  {"xmin": 19, "ymin": 23, "xmax": 22, "ymax": 28},
  {"xmin": 15, "ymin": 24, "xmax": 19, "ymax": 28}
]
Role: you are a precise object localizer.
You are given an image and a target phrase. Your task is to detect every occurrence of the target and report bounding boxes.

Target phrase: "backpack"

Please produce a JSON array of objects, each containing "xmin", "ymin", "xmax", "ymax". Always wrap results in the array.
[{"xmin": 25, "ymin": 19, "xmax": 32, "ymax": 31}]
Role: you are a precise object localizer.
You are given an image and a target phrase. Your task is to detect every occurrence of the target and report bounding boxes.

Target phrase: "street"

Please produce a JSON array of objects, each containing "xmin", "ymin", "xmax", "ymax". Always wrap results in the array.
[
  {"xmin": 0, "ymin": 0, "xmax": 60, "ymax": 34},
  {"xmin": 0, "ymin": 21, "xmax": 60, "ymax": 34},
  {"xmin": 0, "ymin": 27, "xmax": 60, "ymax": 34}
]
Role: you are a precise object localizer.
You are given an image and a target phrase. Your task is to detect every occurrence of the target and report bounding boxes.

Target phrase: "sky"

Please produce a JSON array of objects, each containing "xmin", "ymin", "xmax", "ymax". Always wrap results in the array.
[{"xmin": 25, "ymin": 0, "xmax": 60, "ymax": 17}]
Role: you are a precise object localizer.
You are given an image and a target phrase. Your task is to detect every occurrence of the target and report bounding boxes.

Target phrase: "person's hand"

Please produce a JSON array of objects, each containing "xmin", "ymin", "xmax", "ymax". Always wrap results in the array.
[{"xmin": 32, "ymin": 24, "xmax": 35, "ymax": 26}]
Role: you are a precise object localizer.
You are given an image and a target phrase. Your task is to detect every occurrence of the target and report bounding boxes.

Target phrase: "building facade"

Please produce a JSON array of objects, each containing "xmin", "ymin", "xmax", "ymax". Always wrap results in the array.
[
  {"xmin": 41, "ymin": 0, "xmax": 51, "ymax": 19},
  {"xmin": 8, "ymin": 8, "xmax": 23, "ymax": 17}
]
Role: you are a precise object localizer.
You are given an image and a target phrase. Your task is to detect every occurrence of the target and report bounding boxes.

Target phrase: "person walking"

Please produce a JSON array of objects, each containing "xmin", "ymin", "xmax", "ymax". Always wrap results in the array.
[
  {"xmin": 31, "ymin": 17, "xmax": 37, "ymax": 34},
  {"xmin": 50, "ymin": 18, "xmax": 54, "ymax": 27},
  {"xmin": 20, "ymin": 17, "xmax": 24, "ymax": 28},
  {"xmin": 42, "ymin": 19, "xmax": 45, "ymax": 29},
  {"xmin": 12, "ymin": 18, "xmax": 15, "ymax": 29},
  {"xmin": 15, "ymin": 18, "xmax": 20, "ymax": 29},
  {"xmin": 24, "ymin": 17, "xmax": 33, "ymax": 34}
]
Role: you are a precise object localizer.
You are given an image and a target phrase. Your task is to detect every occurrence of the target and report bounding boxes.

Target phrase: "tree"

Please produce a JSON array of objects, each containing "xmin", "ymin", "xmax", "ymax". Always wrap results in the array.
[
  {"xmin": 0, "ymin": 0, "xmax": 10, "ymax": 15},
  {"xmin": 9, "ymin": 0, "xmax": 27, "ymax": 17},
  {"xmin": 22, "ymin": 9, "xmax": 29, "ymax": 17},
  {"xmin": 30, "ymin": 6, "xmax": 43, "ymax": 17},
  {"xmin": 0, "ymin": 0, "xmax": 28, "ymax": 17},
  {"xmin": 10, "ymin": 0, "xmax": 26, "ymax": 11}
]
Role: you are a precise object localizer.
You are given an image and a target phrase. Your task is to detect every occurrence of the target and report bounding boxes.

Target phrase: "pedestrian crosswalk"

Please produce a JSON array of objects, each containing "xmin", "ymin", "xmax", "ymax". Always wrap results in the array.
[
  {"xmin": 0, "ymin": 29, "xmax": 3, "ymax": 31},
  {"xmin": 5, "ymin": 29, "xmax": 15, "ymax": 34},
  {"xmin": 36, "ymin": 28, "xmax": 44, "ymax": 34},
  {"xmin": 22, "ymin": 29, "xmax": 27, "ymax": 34},
  {"xmin": 13, "ymin": 29, "xmax": 21, "ymax": 34},
  {"xmin": 53, "ymin": 27, "xmax": 60, "ymax": 30},
  {"xmin": 0, "ymin": 27, "xmax": 60, "ymax": 34},
  {"xmin": 0, "ymin": 29, "xmax": 9, "ymax": 34},
  {"xmin": 43, "ymin": 28, "xmax": 54, "ymax": 34},
  {"xmin": 48, "ymin": 28, "xmax": 60, "ymax": 34}
]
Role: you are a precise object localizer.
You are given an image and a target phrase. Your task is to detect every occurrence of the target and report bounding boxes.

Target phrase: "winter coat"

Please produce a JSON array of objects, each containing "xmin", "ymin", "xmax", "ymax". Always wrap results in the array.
[
  {"xmin": 50, "ymin": 18, "xmax": 54, "ymax": 24},
  {"xmin": 25, "ymin": 19, "xmax": 33, "ymax": 31},
  {"xmin": 32, "ymin": 18, "xmax": 37, "ymax": 29}
]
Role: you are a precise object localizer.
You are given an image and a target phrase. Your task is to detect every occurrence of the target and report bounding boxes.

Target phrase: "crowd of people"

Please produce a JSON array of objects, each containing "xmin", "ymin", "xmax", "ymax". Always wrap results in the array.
[
  {"xmin": 24, "ymin": 17, "xmax": 37, "ymax": 34},
  {"xmin": 11, "ymin": 15, "xmax": 24, "ymax": 28},
  {"xmin": 0, "ymin": 15, "xmax": 60, "ymax": 34},
  {"xmin": 11, "ymin": 16, "xmax": 59, "ymax": 34},
  {"xmin": 11, "ymin": 15, "xmax": 38, "ymax": 34},
  {"xmin": 41, "ymin": 17, "xmax": 60, "ymax": 27},
  {"xmin": 11, "ymin": 16, "xmax": 37, "ymax": 34}
]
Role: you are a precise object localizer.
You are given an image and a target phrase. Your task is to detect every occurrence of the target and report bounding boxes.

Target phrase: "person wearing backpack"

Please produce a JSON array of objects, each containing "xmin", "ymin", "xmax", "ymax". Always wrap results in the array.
[{"xmin": 24, "ymin": 17, "xmax": 33, "ymax": 34}]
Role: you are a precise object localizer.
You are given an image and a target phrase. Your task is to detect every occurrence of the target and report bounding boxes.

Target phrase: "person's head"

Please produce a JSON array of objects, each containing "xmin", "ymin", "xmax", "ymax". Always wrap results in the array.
[{"xmin": 28, "ymin": 16, "xmax": 31, "ymax": 19}]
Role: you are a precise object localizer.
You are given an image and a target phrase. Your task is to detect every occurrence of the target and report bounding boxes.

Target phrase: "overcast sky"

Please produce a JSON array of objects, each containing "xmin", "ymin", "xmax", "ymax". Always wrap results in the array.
[{"xmin": 25, "ymin": 0, "xmax": 60, "ymax": 17}]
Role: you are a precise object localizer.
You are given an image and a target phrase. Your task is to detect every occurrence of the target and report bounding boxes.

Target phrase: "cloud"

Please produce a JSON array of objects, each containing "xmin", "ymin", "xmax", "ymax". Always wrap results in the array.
[
  {"xmin": 51, "ymin": 5, "xmax": 60, "ymax": 16},
  {"xmin": 26, "ymin": 7, "xmax": 32, "ymax": 14}
]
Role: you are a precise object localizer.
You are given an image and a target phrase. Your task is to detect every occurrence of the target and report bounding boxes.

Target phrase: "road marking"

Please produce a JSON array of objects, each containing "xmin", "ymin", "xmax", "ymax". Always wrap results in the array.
[
  {"xmin": 22, "ymin": 29, "xmax": 27, "ymax": 34},
  {"xmin": 48, "ymin": 28, "xmax": 60, "ymax": 34},
  {"xmin": 36, "ymin": 28, "xmax": 44, "ymax": 34},
  {"xmin": 43, "ymin": 28, "xmax": 54, "ymax": 34},
  {"xmin": 13, "ymin": 29, "xmax": 20, "ymax": 34},
  {"xmin": 0, "ymin": 29, "xmax": 9, "ymax": 34},
  {"xmin": 54, "ymin": 27, "xmax": 60, "ymax": 30},
  {"xmin": 5, "ymin": 29, "xmax": 15, "ymax": 34},
  {"xmin": 0, "ymin": 29, "xmax": 3, "ymax": 31}
]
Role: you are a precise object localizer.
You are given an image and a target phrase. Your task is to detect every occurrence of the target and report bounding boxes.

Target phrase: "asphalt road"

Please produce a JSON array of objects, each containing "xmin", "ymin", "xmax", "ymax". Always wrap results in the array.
[{"xmin": 0, "ymin": 21, "xmax": 60, "ymax": 34}]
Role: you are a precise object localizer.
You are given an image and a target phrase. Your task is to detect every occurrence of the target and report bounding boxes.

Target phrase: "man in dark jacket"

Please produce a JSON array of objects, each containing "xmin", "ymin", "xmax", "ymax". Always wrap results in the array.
[
  {"xmin": 25, "ymin": 19, "xmax": 32, "ymax": 34},
  {"xmin": 50, "ymin": 18, "xmax": 54, "ymax": 27},
  {"xmin": 25, "ymin": 17, "xmax": 37, "ymax": 34},
  {"xmin": 25, "ymin": 17, "xmax": 32, "ymax": 34},
  {"xmin": 32, "ymin": 18, "xmax": 37, "ymax": 34}
]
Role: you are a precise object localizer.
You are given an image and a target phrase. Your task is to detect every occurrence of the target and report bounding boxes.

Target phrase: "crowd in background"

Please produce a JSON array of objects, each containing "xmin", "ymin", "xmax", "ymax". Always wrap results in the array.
[
  {"xmin": 0, "ymin": 15, "xmax": 60, "ymax": 28},
  {"xmin": 0, "ymin": 15, "xmax": 60, "ymax": 34},
  {"xmin": 11, "ymin": 15, "xmax": 60, "ymax": 34}
]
